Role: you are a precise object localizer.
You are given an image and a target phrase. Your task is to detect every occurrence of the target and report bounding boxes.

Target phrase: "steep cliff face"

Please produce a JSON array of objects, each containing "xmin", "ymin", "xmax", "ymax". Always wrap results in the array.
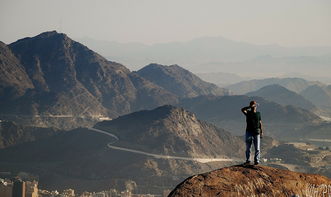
[{"xmin": 169, "ymin": 164, "xmax": 331, "ymax": 197}]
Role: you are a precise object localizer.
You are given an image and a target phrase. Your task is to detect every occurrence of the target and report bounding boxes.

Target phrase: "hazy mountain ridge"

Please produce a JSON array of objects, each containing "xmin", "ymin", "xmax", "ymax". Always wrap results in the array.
[
  {"xmin": 300, "ymin": 85, "xmax": 331, "ymax": 108},
  {"xmin": 78, "ymin": 36, "xmax": 331, "ymax": 67},
  {"xmin": 246, "ymin": 84, "xmax": 317, "ymax": 111},
  {"xmin": 136, "ymin": 63, "xmax": 229, "ymax": 98},
  {"xmin": 178, "ymin": 95, "xmax": 322, "ymax": 138},
  {"xmin": 195, "ymin": 72, "xmax": 245, "ymax": 87},
  {"xmin": 226, "ymin": 77, "xmax": 322, "ymax": 95}
]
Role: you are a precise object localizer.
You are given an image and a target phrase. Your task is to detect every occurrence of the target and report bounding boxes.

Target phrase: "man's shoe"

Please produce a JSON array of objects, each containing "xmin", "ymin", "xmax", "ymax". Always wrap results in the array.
[
  {"xmin": 254, "ymin": 161, "xmax": 259, "ymax": 165},
  {"xmin": 244, "ymin": 161, "xmax": 251, "ymax": 165}
]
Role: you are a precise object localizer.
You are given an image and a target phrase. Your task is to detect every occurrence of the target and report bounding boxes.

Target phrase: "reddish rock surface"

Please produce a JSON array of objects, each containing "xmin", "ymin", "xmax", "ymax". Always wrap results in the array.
[{"xmin": 169, "ymin": 164, "xmax": 331, "ymax": 197}]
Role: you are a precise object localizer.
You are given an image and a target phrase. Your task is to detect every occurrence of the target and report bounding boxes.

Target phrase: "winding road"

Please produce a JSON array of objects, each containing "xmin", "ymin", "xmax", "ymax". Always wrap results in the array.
[{"xmin": 87, "ymin": 127, "xmax": 238, "ymax": 163}]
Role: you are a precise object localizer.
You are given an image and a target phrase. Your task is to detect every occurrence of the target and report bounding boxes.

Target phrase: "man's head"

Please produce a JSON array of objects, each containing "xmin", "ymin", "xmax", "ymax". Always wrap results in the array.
[{"xmin": 250, "ymin": 100, "xmax": 257, "ymax": 109}]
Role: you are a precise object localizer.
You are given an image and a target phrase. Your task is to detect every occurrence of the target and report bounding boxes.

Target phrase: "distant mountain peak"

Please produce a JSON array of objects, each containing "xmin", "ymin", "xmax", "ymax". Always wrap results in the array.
[
  {"xmin": 137, "ymin": 63, "xmax": 229, "ymax": 98},
  {"xmin": 11, "ymin": 30, "xmax": 68, "ymax": 45},
  {"xmin": 35, "ymin": 30, "xmax": 64, "ymax": 38}
]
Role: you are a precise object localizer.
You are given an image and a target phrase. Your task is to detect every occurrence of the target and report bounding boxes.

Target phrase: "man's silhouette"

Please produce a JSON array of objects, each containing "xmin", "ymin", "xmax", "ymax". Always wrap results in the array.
[{"xmin": 241, "ymin": 101, "xmax": 263, "ymax": 165}]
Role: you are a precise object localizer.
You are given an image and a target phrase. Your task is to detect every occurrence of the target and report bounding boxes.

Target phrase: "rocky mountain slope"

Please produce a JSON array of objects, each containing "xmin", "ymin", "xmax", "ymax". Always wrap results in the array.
[
  {"xmin": 0, "ymin": 105, "xmax": 244, "ymax": 194},
  {"xmin": 169, "ymin": 164, "xmax": 331, "ymax": 197},
  {"xmin": 0, "ymin": 41, "xmax": 33, "ymax": 98},
  {"xmin": 1, "ymin": 31, "xmax": 179, "ymax": 128},
  {"xmin": 246, "ymin": 84, "xmax": 316, "ymax": 111},
  {"xmin": 136, "ymin": 63, "xmax": 229, "ymax": 98}
]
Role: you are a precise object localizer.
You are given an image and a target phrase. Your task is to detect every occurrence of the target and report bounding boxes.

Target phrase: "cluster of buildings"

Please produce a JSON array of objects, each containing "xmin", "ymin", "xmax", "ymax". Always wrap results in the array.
[
  {"xmin": 0, "ymin": 178, "xmax": 38, "ymax": 197},
  {"xmin": 0, "ymin": 178, "xmax": 171, "ymax": 197}
]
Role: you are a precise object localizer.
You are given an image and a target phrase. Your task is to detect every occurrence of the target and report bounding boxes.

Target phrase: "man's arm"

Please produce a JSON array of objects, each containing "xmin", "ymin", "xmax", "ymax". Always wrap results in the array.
[
  {"xmin": 259, "ymin": 120, "xmax": 263, "ymax": 137},
  {"xmin": 241, "ymin": 106, "xmax": 250, "ymax": 115}
]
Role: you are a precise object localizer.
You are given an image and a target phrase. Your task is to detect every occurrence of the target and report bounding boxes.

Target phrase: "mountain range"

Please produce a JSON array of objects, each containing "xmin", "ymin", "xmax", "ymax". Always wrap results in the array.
[
  {"xmin": 77, "ymin": 36, "xmax": 331, "ymax": 81},
  {"xmin": 0, "ymin": 31, "xmax": 227, "ymax": 129},
  {"xmin": 226, "ymin": 77, "xmax": 331, "ymax": 117},
  {"xmin": 226, "ymin": 77, "xmax": 322, "ymax": 95},
  {"xmin": 1, "ymin": 30, "xmax": 330, "ymax": 195}
]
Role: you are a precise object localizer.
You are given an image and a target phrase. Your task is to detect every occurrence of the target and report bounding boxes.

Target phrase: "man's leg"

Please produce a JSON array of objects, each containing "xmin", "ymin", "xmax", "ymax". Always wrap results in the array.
[
  {"xmin": 245, "ymin": 132, "xmax": 253, "ymax": 162},
  {"xmin": 253, "ymin": 134, "xmax": 261, "ymax": 164}
]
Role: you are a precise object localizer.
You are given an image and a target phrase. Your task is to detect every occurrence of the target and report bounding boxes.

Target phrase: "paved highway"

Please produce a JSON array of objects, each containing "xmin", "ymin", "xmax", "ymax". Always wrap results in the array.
[{"xmin": 87, "ymin": 127, "xmax": 237, "ymax": 163}]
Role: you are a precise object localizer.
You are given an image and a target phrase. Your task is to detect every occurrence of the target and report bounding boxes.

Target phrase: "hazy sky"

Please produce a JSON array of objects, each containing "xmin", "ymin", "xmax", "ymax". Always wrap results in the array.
[{"xmin": 1, "ymin": 0, "xmax": 330, "ymax": 46}]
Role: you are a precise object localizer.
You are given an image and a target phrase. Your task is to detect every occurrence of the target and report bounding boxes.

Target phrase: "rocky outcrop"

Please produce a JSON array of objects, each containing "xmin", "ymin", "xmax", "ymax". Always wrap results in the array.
[{"xmin": 169, "ymin": 164, "xmax": 331, "ymax": 197}]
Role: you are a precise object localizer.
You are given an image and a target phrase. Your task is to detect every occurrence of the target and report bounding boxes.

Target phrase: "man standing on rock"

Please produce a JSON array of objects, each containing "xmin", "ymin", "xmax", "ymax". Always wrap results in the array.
[{"xmin": 241, "ymin": 101, "xmax": 263, "ymax": 165}]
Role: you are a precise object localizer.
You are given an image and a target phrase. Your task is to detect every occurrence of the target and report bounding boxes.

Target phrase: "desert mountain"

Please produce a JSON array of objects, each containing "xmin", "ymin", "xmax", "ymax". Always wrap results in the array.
[
  {"xmin": 0, "ymin": 105, "xmax": 243, "ymax": 194},
  {"xmin": 246, "ymin": 84, "xmax": 316, "ymax": 111},
  {"xmin": 95, "ymin": 105, "xmax": 243, "ymax": 158},
  {"xmin": 226, "ymin": 77, "xmax": 322, "ymax": 95},
  {"xmin": 178, "ymin": 95, "xmax": 321, "ymax": 138},
  {"xmin": 1, "ymin": 31, "xmax": 178, "ymax": 128},
  {"xmin": 169, "ymin": 164, "xmax": 331, "ymax": 197},
  {"xmin": 136, "ymin": 63, "xmax": 229, "ymax": 98}
]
